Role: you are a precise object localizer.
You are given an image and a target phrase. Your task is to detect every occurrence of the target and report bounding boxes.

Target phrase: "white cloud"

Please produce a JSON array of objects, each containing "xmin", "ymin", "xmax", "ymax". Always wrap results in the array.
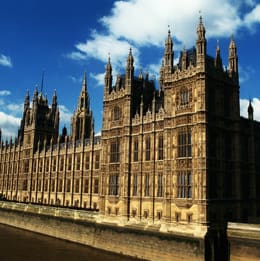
[
  {"xmin": 244, "ymin": 4, "xmax": 260, "ymax": 28},
  {"xmin": 90, "ymin": 72, "xmax": 105, "ymax": 87},
  {"xmin": 65, "ymin": 51, "xmax": 87, "ymax": 61},
  {"xmin": 68, "ymin": 31, "xmax": 140, "ymax": 69},
  {"xmin": 0, "ymin": 54, "xmax": 13, "ymax": 68},
  {"xmin": 59, "ymin": 105, "xmax": 73, "ymax": 126},
  {"xmin": 6, "ymin": 103, "xmax": 23, "ymax": 115},
  {"xmin": 0, "ymin": 90, "xmax": 11, "ymax": 96},
  {"xmin": 0, "ymin": 111, "xmax": 20, "ymax": 138},
  {"xmin": 67, "ymin": 0, "xmax": 260, "ymax": 79},
  {"xmin": 239, "ymin": 65, "xmax": 255, "ymax": 84},
  {"xmin": 68, "ymin": 75, "xmax": 82, "ymax": 83},
  {"xmin": 240, "ymin": 98, "xmax": 260, "ymax": 121}
]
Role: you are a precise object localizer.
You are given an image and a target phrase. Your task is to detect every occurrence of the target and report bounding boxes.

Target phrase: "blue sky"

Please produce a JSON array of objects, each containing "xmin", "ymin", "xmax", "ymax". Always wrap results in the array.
[{"xmin": 0, "ymin": 0, "xmax": 260, "ymax": 139}]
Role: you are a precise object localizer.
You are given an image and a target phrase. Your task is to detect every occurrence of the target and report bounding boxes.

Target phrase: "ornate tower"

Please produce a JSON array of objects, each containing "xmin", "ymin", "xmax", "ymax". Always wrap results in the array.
[
  {"xmin": 71, "ymin": 71, "xmax": 94, "ymax": 142},
  {"xmin": 228, "ymin": 36, "xmax": 238, "ymax": 82},
  {"xmin": 163, "ymin": 29, "xmax": 174, "ymax": 74},
  {"xmin": 196, "ymin": 16, "xmax": 206, "ymax": 71},
  {"xmin": 18, "ymin": 87, "xmax": 59, "ymax": 151},
  {"xmin": 104, "ymin": 55, "xmax": 113, "ymax": 98}
]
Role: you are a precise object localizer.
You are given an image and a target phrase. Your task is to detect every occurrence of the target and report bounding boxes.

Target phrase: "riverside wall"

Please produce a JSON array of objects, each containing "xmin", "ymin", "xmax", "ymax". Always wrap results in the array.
[
  {"xmin": 0, "ymin": 201, "xmax": 205, "ymax": 261},
  {"xmin": 227, "ymin": 222, "xmax": 260, "ymax": 261}
]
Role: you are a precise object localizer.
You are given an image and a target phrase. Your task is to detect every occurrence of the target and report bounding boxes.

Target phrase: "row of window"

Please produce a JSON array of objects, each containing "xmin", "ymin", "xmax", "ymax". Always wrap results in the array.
[
  {"xmin": 110, "ymin": 130, "xmax": 191, "ymax": 163},
  {"xmin": 1, "ymin": 171, "xmax": 192, "ymax": 199},
  {"xmin": 108, "ymin": 172, "xmax": 192, "ymax": 198},
  {"xmin": 15, "ymin": 153, "xmax": 100, "ymax": 174},
  {"xmin": 21, "ymin": 178, "xmax": 99, "ymax": 194}
]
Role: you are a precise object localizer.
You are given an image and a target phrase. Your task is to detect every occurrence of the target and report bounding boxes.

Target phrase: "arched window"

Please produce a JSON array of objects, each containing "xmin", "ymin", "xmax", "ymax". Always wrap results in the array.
[{"xmin": 180, "ymin": 88, "xmax": 189, "ymax": 106}]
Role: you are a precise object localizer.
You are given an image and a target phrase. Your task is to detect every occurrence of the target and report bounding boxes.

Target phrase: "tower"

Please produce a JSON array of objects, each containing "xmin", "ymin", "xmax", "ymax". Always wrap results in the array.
[
  {"xmin": 248, "ymin": 100, "xmax": 254, "ymax": 120},
  {"xmin": 228, "ymin": 36, "xmax": 238, "ymax": 82},
  {"xmin": 196, "ymin": 16, "xmax": 206, "ymax": 71},
  {"xmin": 71, "ymin": 71, "xmax": 94, "ymax": 142},
  {"xmin": 18, "ymin": 87, "xmax": 59, "ymax": 151},
  {"xmin": 163, "ymin": 29, "xmax": 174, "ymax": 74}
]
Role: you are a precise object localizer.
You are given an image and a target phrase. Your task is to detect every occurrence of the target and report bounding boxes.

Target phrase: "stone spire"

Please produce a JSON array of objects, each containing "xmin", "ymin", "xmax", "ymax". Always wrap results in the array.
[
  {"xmin": 71, "ymin": 71, "xmax": 93, "ymax": 141},
  {"xmin": 228, "ymin": 35, "xmax": 238, "ymax": 81},
  {"xmin": 125, "ymin": 48, "xmax": 134, "ymax": 93},
  {"xmin": 52, "ymin": 89, "xmax": 57, "ymax": 111},
  {"xmin": 104, "ymin": 54, "xmax": 113, "ymax": 96},
  {"xmin": 248, "ymin": 100, "xmax": 254, "ymax": 121},
  {"xmin": 24, "ymin": 90, "xmax": 30, "ymax": 111},
  {"xmin": 196, "ymin": 16, "xmax": 206, "ymax": 70},
  {"xmin": 164, "ymin": 28, "xmax": 174, "ymax": 73},
  {"xmin": 215, "ymin": 40, "xmax": 223, "ymax": 70},
  {"xmin": 77, "ymin": 71, "xmax": 90, "ymax": 113}
]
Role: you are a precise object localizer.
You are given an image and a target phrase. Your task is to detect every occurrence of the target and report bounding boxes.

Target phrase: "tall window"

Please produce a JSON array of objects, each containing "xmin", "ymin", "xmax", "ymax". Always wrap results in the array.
[
  {"xmin": 177, "ymin": 171, "xmax": 192, "ymax": 198},
  {"xmin": 76, "ymin": 154, "xmax": 80, "ymax": 170},
  {"xmin": 58, "ymin": 179, "xmax": 63, "ymax": 192},
  {"xmin": 66, "ymin": 179, "xmax": 71, "ymax": 192},
  {"xmin": 45, "ymin": 158, "xmax": 49, "ymax": 172},
  {"xmin": 133, "ymin": 174, "xmax": 138, "ymax": 196},
  {"xmin": 157, "ymin": 173, "xmax": 163, "ymax": 197},
  {"xmin": 59, "ymin": 156, "xmax": 64, "ymax": 171},
  {"xmin": 144, "ymin": 174, "xmax": 150, "ymax": 196},
  {"xmin": 94, "ymin": 178, "xmax": 99, "ymax": 194},
  {"xmin": 145, "ymin": 137, "xmax": 150, "ymax": 161},
  {"xmin": 85, "ymin": 154, "xmax": 90, "ymax": 170},
  {"xmin": 133, "ymin": 139, "xmax": 138, "ymax": 162},
  {"xmin": 178, "ymin": 130, "xmax": 192, "ymax": 158},
  {"xmin": 67, "ymin": 156, "xmax": 72, "ymax": 171},
  {"xmin": 95, "ymin": 153, "xmax": 100, "ymax": 169},
  {"xmin": 180, "ymin": 88, "xmax": 189, "ymax": 106},
  {"xmin": 110, "ymin": 141, "xmax": 120, "ymax": 163},
  {"xmin": 158, "ymin": 135, "xmax": 164, "ymax": 160},
  {"xmin": 109, "ymin": 174, "xmax": 119, "ymax": 196},
  {"xmin": 75, "ymin": 179, "xmax": 80, "ymax": 193},
  {"xmin": 52, "ymin": 157, "xmax": 57, "ymax": 172},
  {"xmin": 84, "ymin": 178, "xmax": 89, "ymax": 193},
  {"xmin": 113, "ymin": 106, "xmax": 121, "ymax": 121}
]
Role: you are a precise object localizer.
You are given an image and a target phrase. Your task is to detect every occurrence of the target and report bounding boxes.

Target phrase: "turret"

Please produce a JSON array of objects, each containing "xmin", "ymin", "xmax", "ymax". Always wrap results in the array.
[
  {"xmin": 181, "ymin": 47, "xmax": 187, "ymax": 70},
  {"xmin": 52, "ymin": 89, "xmax": 57, "ymax": 111},
  {"xmin": 24, "ymin": 90, "xmax": 30, "ymax": 111},
  {"xmin": 163, "ymin": 29, "xmax": 174, "ymax": 73},
  {"xmin": 248, "ymin": 100, "xmax": 254, "ymax": 121},
  {"xmin": 196, "ymin": 16, "xmax": 206, "ymax": 70},
  {"xmin": 104, "ymin": 55, "xmax": 112, "ymax": 97},
  {"xmin": 71, "ymin": 71, "xmax": 93, "ymax": 142},
  {"xmin": 215, "ymin": 40, "xmax": 223, "ymax": 70},
  {"xmin": 125, "ymin": 48, "xmax": 134, "ymax": 92},
  {"xmin": 228, "ymin": 36, "xmax": 238, "ymax": 81}
]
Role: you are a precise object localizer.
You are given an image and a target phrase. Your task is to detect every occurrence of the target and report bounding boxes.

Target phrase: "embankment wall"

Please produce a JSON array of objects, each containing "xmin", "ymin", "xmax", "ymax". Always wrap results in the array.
[{"xmin": 0, "ymin": 201, "xmax": 205, "ymax": 261}]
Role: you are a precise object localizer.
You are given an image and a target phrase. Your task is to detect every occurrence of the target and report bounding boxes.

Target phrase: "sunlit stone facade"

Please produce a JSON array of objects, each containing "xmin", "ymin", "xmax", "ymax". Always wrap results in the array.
[{"xmin": 1, "ymin": 18, "xmax": 259, "ymax": 237}]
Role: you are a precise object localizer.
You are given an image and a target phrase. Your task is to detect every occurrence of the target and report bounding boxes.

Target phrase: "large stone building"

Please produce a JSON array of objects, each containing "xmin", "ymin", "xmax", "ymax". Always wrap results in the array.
[{"xmin": 0, "ymin": 17, "xmax": 260, "ymax": 253}]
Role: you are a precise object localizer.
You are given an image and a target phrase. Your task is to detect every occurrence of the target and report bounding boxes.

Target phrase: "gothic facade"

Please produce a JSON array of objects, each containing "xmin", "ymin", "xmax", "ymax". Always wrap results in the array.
[{"xmin": 0, "ymin": 18, "xmax": 260, "ymax": 236}]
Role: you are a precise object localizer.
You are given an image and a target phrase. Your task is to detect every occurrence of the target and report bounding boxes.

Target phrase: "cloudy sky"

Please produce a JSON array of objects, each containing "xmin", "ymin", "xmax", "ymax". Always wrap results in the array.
[{"xmin": 0, "ymin": 0, "xmax": 260, "ymax": 139}]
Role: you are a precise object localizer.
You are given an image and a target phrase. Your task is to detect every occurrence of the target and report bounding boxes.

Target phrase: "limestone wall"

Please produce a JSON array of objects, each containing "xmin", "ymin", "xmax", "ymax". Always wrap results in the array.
[
  {"xmin": 227, "ymin": 222, "xmax": 260, "ymax": 261},
  {"xmin": 0, "ymin": 201, "xmax": 205, "ymax": 261}
]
